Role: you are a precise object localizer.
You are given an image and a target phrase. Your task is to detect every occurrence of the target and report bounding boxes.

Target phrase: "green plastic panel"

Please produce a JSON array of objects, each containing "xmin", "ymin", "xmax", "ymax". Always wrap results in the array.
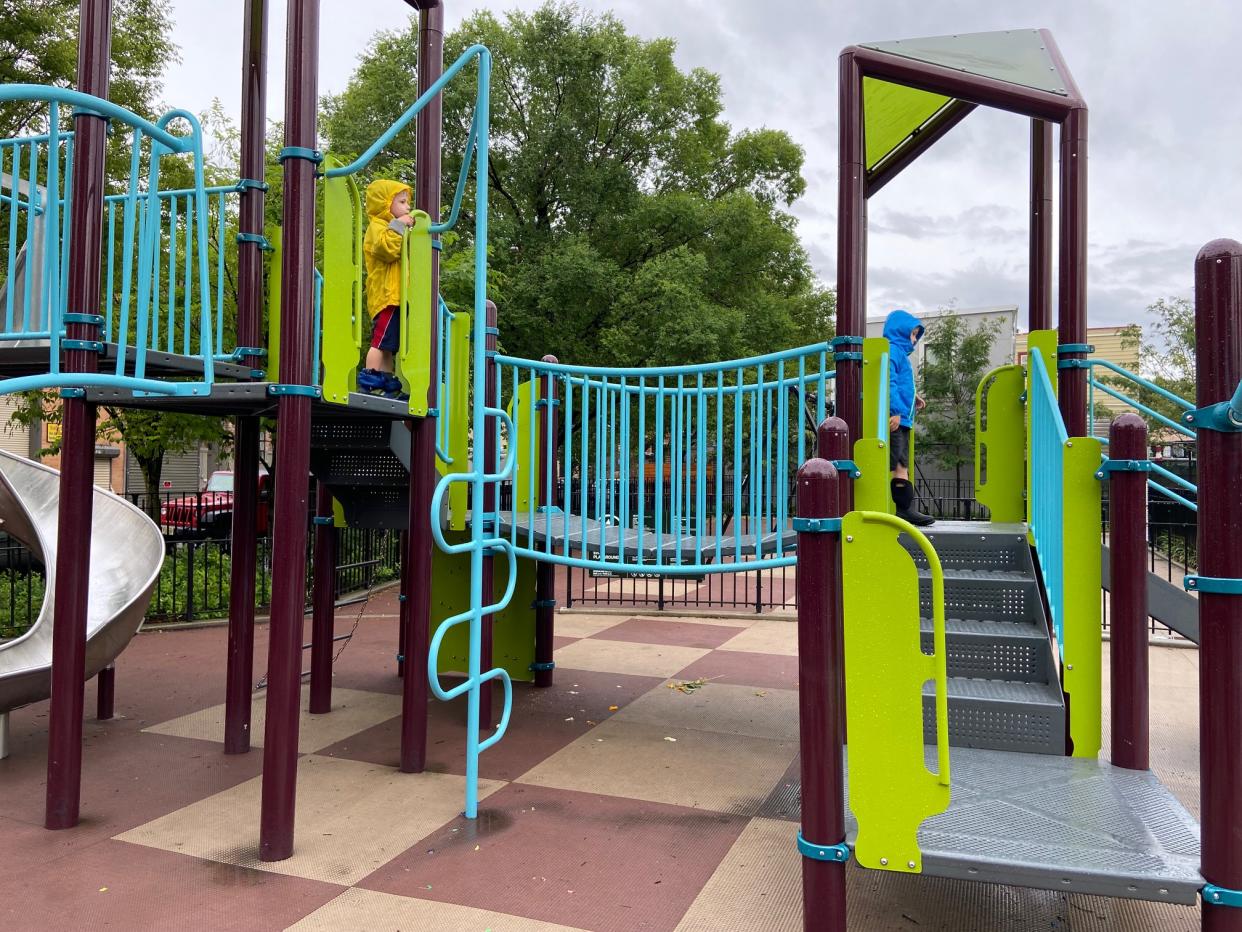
[
  {"xmin": 855, "ymin": 336, "xmax": 894, "ymax": 513},
  {"xmin": 974, "ymin": 364, "xmax": 1026, "ymax": 522},
  {"xmin": 1024, "ymin": 330, "xmax": 1058, "ymax": 528},
  {"xmin": 265, "ymin": 226, "xmax": 283, "ymax": 381},
  {"xmin": 398, "ymin": 210, "xmax": 434, "ymax": 416},
  {"xmin": 843, "ymin": 510, "xmax": 951, "ymax": 873},
  {"xmin": 444, "ymin": 310, "xmax": 470, "ymax": 530},
  {"xmin": 431, "ymin": 531, "xmax": 536, "ymax": 684},
  {"xmin": 1061, "ymin": 437, "xmax": 1102, "ymax": 758},
  {"xmin": 863, "ymin": 77, "xmax": 952, "ymax": 171},
  {"xmin": 508, "ymin": 377, "xmax": 542, "ymax": 516},
  {"xmin": 320, "ymin": 155, "xmax": 363, "ymax": 405},
  {"xmin": 861, "ymin": 30, "xmax": 1070, "ymax": 96}
]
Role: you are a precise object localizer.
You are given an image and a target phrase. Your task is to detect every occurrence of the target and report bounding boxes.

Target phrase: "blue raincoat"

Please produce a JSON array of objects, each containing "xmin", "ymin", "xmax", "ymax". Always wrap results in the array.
[{"xmin": 883, "ymin": 309, "xmax": 924, "ymax": 428}]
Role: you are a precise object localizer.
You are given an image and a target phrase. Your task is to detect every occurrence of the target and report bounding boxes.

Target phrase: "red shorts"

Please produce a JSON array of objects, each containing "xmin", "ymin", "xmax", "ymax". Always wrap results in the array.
[{"xmin": 370, "ymin": 305, "xmax": 400, "ymax": 352}]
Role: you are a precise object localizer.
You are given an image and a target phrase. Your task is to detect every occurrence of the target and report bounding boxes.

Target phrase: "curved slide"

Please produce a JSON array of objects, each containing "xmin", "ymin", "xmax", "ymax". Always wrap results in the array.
[{"xmin": 0, "ymin": 450, "xmax": 164, "ymax": 751}]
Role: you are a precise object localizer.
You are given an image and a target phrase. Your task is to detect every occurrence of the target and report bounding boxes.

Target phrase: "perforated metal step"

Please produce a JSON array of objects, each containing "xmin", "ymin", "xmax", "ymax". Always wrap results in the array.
[
  {"xmin": 923, "ymin": 676, "xmax": 1066, "ymax": 755},
  {"xmin": 919, "ymin": 571, "xmax": 1040, "ymax": 625},
  {"xmin": 921, "ymin": 616, "xmax": 1052, "ymax": 682},
  {"xmin": 903, "ymin": 522, "xmax": 1031, "ymax": 574},
  {"xmin": 311, "ymin": 418, "xmax": 394, "ymax": 451}
]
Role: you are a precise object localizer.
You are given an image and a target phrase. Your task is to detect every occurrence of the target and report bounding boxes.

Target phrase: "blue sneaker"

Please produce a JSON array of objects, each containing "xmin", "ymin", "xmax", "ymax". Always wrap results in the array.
[
  {"xmin": 382, "ymin": 374, "xmax": 409, "ymax": 402},
  {"xmin": 357, "ymin": 368, "xmax": 389, "ymax": 395}
]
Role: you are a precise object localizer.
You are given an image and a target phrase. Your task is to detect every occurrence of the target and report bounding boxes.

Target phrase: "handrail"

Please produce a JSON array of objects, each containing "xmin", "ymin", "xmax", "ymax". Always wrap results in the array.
[
  {"xmin": 1083, "ymin": 358, "xmax": 1195, "ymax": 411},
  {"xmin": 877, "ymin": 350, "xmax": 891, "ymax": 442},
  {"xmin": 494, "ymin": 341, "xmax": 833, "ymax": 378},
  {"xmin": 0, "ymin": 85, "xmax": 195, "ymax": 151}
]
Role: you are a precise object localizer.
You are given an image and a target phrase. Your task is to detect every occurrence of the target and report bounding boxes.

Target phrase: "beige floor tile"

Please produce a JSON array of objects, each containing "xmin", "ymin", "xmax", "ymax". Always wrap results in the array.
[
  {"xmin": 116, "ymin": 754, "xmax": 504, "ymax": 885},
  {"xmin": 676, "ymin": 817, "xmax": 800, "ymax": 932},
  {"xmin": 628, "ymin": 613, "xmax": 754, "ymax": 628},
  {"xmin": 553, "ymin": 612, "xmax": 630, "ymax": 639},
  {"xmin": 552, "ymin": 637, "xmax": 709, "ymax": 677},
  {"xmin": 617, "ymin": 681, "xmax": 800, "ymax": 741},
  {"xmin": 289, "ymin": 888, "xmax": 589, "ymax": 932},
  {"xmin": 517, "ymin": 718, "xmax": 795, "ymax": 815},
  {"xmin": 143, "ymin": 687, "xmax": 401, "ymax": 754},
  {"xmin": 717, "ymin": 619, "xmax": 798, "ymax": 656}
]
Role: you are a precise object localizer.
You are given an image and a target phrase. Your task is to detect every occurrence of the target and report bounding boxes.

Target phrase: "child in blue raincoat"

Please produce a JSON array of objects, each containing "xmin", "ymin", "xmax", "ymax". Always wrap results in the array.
[{"xmin": 883, "ymin": 309, "xmax": 934, "ymax": 527}]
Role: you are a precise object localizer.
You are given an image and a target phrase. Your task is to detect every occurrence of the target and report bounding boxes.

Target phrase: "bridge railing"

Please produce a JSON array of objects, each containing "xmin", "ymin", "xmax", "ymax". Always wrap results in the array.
[
  {"xmin": 0, "ymin": 87, "xmax": 219, "ymax": 397},
  {"xmin": 491, "ymin": 343, "xmax": 834, "ymax": 575}
]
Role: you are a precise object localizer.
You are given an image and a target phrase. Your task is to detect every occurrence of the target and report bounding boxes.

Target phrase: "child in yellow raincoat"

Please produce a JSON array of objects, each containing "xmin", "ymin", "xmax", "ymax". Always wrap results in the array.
[{"xmin": 358, "ymin": 178, "xmax": 414, "ymax": 397}]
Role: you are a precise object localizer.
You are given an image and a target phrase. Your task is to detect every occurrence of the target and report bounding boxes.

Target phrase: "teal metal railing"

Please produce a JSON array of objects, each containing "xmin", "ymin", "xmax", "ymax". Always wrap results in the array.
[
  {"xmin": 490, "ymin": 343, "xmax": 834, "ymax": 575},
  {"xmin": 0, "ymin": 87, "xmax": 218, "ymax": 397},
  {"xmin": 1030, "ymin": 348, "xmax": 1068, "ymax": 647}
]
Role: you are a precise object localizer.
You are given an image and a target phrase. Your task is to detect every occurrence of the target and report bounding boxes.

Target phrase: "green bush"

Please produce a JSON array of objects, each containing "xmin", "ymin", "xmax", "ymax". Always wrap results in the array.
[{"xmin": 0, "ymin": 570, "xmax": 46, "ymax": 640}]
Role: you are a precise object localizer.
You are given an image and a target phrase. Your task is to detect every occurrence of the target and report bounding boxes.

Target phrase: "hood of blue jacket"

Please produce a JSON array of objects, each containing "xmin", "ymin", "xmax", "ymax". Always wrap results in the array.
[{"xmin": 883, "ymin": 309, "xmax": 924, "ymax": 356}]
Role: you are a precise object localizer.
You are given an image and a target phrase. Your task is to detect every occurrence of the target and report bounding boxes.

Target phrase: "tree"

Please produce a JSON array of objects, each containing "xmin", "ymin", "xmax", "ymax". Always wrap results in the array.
[
  {"xmin": 1115, "ymin": 297, "xmax": 1196, "ymax": 433},
  {"xmin": 322, "ymin": 2, "xmax": 833, "ymax": 369},
  {"xmin": 915, "ymin": 311, "xmax": 1001, "ymax": 495}
]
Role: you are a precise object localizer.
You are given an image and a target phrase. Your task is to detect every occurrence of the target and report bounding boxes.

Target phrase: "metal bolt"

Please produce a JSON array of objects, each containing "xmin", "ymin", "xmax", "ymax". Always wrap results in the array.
[
  {"xmin": 1213, "ymin": 892, "xmax": 1221, "ymax": 902},
  {"xmin": 846, "ymin": 535, "xmax": 854, "ymax": 543},
  {"xmin": 1067, "ymin": 664, "xmax": 1074, "ymax": 670},
  {"xmin": 1066, "ymin": 440, "xmax": 1073, "ymax": 447},
  {"xmin": 907, "ymin": 860, "xmax": 916, "ymax": 869},
  {"xmin": 880, "ymin": 857, "xmax": 888, "ymax": 866},
  {"xmin": 1160, "ymin": 888, "xmax": 1169, "ymax": 896}
]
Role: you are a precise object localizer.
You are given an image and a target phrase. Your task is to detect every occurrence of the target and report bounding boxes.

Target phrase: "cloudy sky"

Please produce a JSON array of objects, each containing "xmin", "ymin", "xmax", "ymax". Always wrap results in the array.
[{"xmin": 162, "ymin": 0, "xmax": 1242, "ymax": 331}]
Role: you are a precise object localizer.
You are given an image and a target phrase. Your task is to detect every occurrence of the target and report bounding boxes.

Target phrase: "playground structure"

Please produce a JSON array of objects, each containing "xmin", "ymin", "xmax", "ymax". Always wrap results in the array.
[{"xmin": 0, "ymin": 5, "xmax": 1239, "ymax": 932}]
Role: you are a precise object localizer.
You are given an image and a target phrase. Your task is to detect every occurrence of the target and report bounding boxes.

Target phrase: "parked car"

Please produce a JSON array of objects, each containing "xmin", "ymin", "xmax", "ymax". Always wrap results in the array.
[{"xmin": 160, "ymin": 469, "xmax": 272, "ymax": 539}]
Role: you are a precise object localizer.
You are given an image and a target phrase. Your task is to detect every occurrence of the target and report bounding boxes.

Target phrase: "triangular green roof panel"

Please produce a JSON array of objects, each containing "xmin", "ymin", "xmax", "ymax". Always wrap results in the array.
[
  {"xmin": 861, "ymin": 29, "xmax": 1069, "ymax": 96},
  {"xmin": 863, "ymin": 78, "xmax": 952, "ymax": 171}
]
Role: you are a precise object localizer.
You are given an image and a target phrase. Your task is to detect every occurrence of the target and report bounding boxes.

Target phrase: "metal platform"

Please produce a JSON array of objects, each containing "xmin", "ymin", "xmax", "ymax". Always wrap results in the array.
[
  {"xmin": 843, "ymin": 746, "xmax": 1203, "ymax": 905},
  {"xmin": 494, "ymin": 509, "xmax": 797, "ymax": 566},
  {"xmin": 82, "ymin": 382, "xmax": 415, "ymax": 420}
]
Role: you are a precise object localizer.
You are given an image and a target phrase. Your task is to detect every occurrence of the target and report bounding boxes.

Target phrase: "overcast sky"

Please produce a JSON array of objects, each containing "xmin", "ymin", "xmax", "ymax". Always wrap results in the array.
[{"xmin": 161, "ymin": 0, "xmax": 1242, "ymax": 331}]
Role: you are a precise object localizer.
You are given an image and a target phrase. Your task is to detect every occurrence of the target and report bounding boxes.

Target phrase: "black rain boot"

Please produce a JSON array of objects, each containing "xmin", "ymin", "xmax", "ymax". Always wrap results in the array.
[{"xmin": 891, "ymin": 478, "xmax": 935, "ymax": 527}]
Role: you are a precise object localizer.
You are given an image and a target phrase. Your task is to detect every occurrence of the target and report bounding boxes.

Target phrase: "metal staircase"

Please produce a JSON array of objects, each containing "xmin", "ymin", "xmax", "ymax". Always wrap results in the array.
[
  {"xmin": 906, "ymin": 520, "xmax": 1067, "ymax": 755},
  {"xmin": 309, "ymin": 417, "xmax": 412, "ymax": 529}
]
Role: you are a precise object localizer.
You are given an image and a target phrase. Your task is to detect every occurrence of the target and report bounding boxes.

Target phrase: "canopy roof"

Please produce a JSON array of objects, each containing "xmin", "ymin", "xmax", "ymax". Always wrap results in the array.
[{"xmin": 858, "ymin": 29, "xmax": 1077, "ymax": 176}]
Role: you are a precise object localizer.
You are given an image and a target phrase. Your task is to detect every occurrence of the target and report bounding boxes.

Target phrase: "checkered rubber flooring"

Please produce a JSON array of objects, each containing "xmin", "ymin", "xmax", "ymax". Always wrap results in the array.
[{"xmin": 0, "ymin": 593, "xmax": 1203, "ymax": 930}]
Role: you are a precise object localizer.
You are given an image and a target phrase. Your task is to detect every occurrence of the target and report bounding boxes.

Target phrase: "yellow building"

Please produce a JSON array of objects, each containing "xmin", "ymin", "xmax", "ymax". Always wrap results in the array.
[{"xmin": 1015, "ymin": 326, "xmax": 1141, "ymax": 430}]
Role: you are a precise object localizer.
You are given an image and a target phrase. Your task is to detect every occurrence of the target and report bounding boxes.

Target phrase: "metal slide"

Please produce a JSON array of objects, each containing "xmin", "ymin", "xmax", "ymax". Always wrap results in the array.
[{"xmin": 0, "ymin": 450, "xmax": 164, "ymax": 753}]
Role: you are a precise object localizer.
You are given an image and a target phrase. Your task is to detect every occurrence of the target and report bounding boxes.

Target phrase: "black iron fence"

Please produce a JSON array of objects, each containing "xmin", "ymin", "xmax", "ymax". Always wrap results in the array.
[{"xmin": 0, "ymin": 526, "xmax": 403, "ymax": 638}]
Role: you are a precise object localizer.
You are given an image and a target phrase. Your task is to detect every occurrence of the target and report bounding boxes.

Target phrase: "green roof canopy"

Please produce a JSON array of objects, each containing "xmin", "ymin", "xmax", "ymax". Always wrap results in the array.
[{"xmin": 858, "ymin": 29, "xmax": 1072, "ymax": 175}]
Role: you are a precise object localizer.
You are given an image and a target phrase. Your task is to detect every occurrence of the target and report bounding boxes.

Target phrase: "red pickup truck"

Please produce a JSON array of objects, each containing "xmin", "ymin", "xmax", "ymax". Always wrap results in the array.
[{"xmin": 161, "ymin": 469, "xmax": 272, "ymax": 539}]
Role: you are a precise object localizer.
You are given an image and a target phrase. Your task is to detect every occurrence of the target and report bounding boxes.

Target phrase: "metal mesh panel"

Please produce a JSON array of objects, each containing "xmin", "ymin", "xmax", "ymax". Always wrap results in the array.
[
  {"xmin": 311, "ymin": 418, "xmax": 392, "ymax": 450},
  {"xmin": 920, "ymin": 574, "xmax": 1033, "ymax": 622},
  {"xmin": 320, "ymin": 451, "xmax": 407, "ymax": 486}
]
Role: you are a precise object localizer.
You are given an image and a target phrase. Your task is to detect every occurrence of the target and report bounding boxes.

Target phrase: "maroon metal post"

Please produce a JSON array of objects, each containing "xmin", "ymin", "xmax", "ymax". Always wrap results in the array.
[
  {"xmin": 815, "ymin": 416, "xmax": 850, "ymax": 736},
  {"xmin": 795, "ymin": 458, "xmax": 845, "ymax": 931},
  {"xmin": 480, "ymin": 300, "xmax": 499, "ymax": 727},
  {"xmin": 1057, "ymin": 107, "xmax": 1088, "ymax": 436},
  {"xmin": 45, "ymin": 0, "xmax": 111, "ymax": 831},
  {"xmin": 1194, "ymin": 239, "xmax": 1242, "ymax": 932},
  {"xmin": 224, "ymin": 0, "xmax": 268, "ymax": 757},
  {"xmin": 258, "ymin": 0, "xmax": 319, "ymax": 863},
  {"xmin": 1108, "ymin": 413, "xmax": 1148, "ymax": 770},
  {"xmin": 399, "ymin": 0, "xmax": 444, "ymax": 774},
  {"xmin": 396, "ymin": 529, "xmax": 408, "ymax": 678},
  {"xmin": 309, "ymin": 482, "xmax": 336, "ymax": 714},
  {"xmin": 533, "ymin": 354, "xmax": 559, "ymax": 688},
  {"xmin": 1029, "ymin": 119, "xmax": 1053, "ymax": 332},
  {"xmin": 835, "ymin": 50, "xmax": 865, "ymax": 509},
  {"xmin": 96, "ymin": 666, "xmax": 115, "ymax": 721}
]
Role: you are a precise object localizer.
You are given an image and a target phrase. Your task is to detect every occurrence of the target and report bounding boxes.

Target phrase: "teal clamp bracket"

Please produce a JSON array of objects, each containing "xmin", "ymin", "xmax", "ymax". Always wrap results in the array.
[
  {"xmin": 793, "ymin": 517, "xmax": 842, "ymax": 533},
  {"xmin": 235, "ymin": 178, "xmax": 269, "ymax": 192},
  {"xmin": 533, "ymin": 397, "xmax": 561, "ymax": 409},
  {"xmin": 63, "ymin": 313, "xmax": 105, "ymax": 326},
  {"xmin": 797, "ymin": 831, "xmax": 850, "ymax": 863},
  {"xmin": 396, "ymin": 653, "xmax": 405, "ymax": 663},
  {"xmin": 1057, "ymin": 358, "xmax": 1092, "ymax": 370},
  {"xmin": 536, "ymin": 505, "xmax": 564, "ymax": 515},
  {"xmin": 426, "ymin": 407, "xmax": 440, "ymax": 417},
  {"xmin": 312, "ymin": 516, "xmax": 334, "ymax": 526},
  {"xmin": 398, "ymin": 593, "xmax": 408, "ymax": 603},
  {"xmin": 277, "ymin": 146, "xmax": 323, "ymax": 165},
  {"xmin": 230, "ymin": 346, "xmax": 268, "ymax": 361},
  {"xmin": 1057, "ymin": 343, "xmax": 1094, "ymax": 355},
  {"xmin": 532, "ymin": 598, "xmax": 557, "ymax": 609},
  {"xmin": 830, "ymin": 335, "xmax": 864, "ymax": 363},
  {"xmin": 60, "ymin": 388, "xmax": 85, "ymax": 399},
  {"xmin": 250, "ymin": 369, "xmax": 267, "ymax": 379},
  {"xmin": 1203, "ymin": 884, "xmax": 1242, "ymax": 908},
  {"xmin": 831, "ymin": 459, "xmax": 861, "ymax": 478},
  {"xmin": 62, "ymin": 339, "xmax": 104, "ymax": 353},
  {"xmin": 1183, "ymin": 381, "xmax": 1242, "ymax": 433},
  {"xmin": 236, "ymin": 232, "xmax": 274, "ymax": 251},
  {"xmin": 267, "ymin": 384, "xmax": 321, "ymax": 398},
  {"xmin": 530, "ymin": 661, "xmax": 556, "ymax": 672},
  {"xmin": 1185, "ymin": 576, "xmax": 1242, "ymax": 595},
  {"xmin": 431, "ymin": 239, "xmax": 442, "ymax": 251},
  {"xmin": 1094, "ymin": 458, "xmax": 1153, "ymax": 479}
]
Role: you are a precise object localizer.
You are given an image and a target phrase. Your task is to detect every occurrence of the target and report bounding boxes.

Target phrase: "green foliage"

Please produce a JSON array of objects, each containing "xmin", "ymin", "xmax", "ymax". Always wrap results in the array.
[
  {"xmin": 150, "ymin": 540, "xmax": 231, "ymax": 620},
  {"xmin": 322, "ymin": 1, "xmax": 833, "ymax": 369},
  {"xmin": 0, "ymin": 569, "xmax": 45, "ymax": 639},
  {"xmin": 1114, "ymin": 297, "xmax": 1196, "ymax": 434},
  {"xmin": 916, "ymin": 311, "xmax": 1001, "ymax": 477}
]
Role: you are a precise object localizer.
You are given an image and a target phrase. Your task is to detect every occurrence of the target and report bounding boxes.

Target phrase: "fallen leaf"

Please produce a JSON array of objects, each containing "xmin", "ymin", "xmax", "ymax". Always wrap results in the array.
[
  {"xmin": 98, "ymin": 887, "xmax": 108, "ymax": 893},
  {"xmin": 608, "ymin": 705, "xmax": 619, "ymax": 712},
  {"xmin": 474, "ymin": 845, "xmax": 480, "ymax": 851},
  {"xmin": 668, "ymin": 678, "xmax": 708, "ymax": 694},
  {"xmin": 664, "ymin": 736, "xmax": 678, "ymax": 742},
  {"xmin": 755, "ymin": 690, "xmax": 767, "ymax": 697}
]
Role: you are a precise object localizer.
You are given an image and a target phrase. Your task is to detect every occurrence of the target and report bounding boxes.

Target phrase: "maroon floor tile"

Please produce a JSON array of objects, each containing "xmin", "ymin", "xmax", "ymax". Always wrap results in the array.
[
  {"xmin": 756, "ymin": 754, "xmax": 802, "ymax": 823},
  {"xmin": 316, "ymin": 669, "xmax": 665, "ymax": 781},
  {"xmin": 0, "ymin": 838, "xmax": 342, "ymax": 931},
  {"xmin": 672, "ymin": 648, "xmax": 800, "ymax": 691},
  {"xmin": 359, "ymin": 782, "xmax": 748, "ymax": 932},
  {"xmin": 553, "ymin": 634, "xmax": 579, "ymax": 649},
  {"xmin": 592, "ymin": 617, "xmax": 743, "ymax": 649}
]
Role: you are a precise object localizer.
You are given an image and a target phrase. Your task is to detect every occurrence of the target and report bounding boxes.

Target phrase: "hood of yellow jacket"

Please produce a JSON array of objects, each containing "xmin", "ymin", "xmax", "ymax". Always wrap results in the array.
[{"xmin": 365, "ymin": 178, "xmax": 412, "ymax": 222}]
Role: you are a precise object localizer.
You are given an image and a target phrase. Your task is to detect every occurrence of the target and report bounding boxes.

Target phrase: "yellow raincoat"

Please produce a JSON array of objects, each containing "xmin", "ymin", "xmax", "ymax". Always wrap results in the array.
[{"xmin": 363, "ymin": 179, "xmax": 413, "ymax": 318}]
